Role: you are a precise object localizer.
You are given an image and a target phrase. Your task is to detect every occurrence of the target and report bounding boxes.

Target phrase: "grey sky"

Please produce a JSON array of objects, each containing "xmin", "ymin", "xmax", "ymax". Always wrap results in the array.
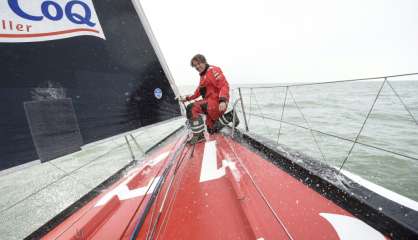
[{"xmin": 141, "ymin": 0, "xmax": 418, "ymax": 86}]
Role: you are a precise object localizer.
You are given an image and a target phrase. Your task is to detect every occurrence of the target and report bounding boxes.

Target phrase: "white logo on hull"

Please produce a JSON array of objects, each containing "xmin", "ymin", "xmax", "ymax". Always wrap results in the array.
[
  {"xmin": 94, "ymin": 151, "xmax": 170, "ymax": 207},
  {"xmin": 95, "ymin": 175, "xmax": 160, "ymax": 207},
  {"xmin": 320, "ymin": 213, "xmax": 385, "ymax": 240}
]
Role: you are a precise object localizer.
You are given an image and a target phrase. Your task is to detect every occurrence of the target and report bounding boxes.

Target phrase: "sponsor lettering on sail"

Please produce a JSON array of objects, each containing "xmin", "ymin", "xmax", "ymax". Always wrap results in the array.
[{"xmin": 0, "ymin": 0, "xmax": 105, "ymax": 42}]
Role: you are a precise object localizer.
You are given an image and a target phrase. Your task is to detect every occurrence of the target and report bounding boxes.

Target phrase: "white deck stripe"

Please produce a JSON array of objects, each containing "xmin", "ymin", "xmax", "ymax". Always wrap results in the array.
[
  {"xmin": 200, "ymin": 141, "xmax": 225, "ymax": 182},
  {"xmin": 199, "ymin": 141, "xmax": 238, "ymax": 183}
]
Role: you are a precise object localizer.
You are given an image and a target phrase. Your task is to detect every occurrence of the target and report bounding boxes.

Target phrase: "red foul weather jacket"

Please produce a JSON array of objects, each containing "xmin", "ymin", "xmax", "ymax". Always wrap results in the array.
[
  {"xmin": 186, "ymin": 65, "xmax": 230, "ymax": 122},
  {"xmin": 186, "ymin": 65, "xmax": 229, "ymax": 103}
]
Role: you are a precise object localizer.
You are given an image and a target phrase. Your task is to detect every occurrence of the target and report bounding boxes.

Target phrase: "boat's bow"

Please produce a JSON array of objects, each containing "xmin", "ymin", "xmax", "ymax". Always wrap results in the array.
[{"xmin": 41, "ymin": 130, "xmax": 391, "ymax": 240}]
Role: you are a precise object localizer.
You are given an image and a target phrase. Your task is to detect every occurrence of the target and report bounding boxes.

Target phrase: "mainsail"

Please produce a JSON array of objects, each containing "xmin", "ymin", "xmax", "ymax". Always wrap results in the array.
[{"xmin": 0, "ymin": 0, "xmax": 181, "ymax": 171}]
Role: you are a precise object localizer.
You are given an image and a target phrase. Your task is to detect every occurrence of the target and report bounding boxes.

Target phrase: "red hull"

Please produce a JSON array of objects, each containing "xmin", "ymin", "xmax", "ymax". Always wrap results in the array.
[{"xmin": 43, "ymin": 133, "xmax": 388, "ymax": 239}]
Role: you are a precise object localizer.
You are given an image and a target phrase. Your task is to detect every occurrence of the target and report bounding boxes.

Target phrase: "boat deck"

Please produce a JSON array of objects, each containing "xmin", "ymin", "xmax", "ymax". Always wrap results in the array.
[{"xmin": 42, "ymin": 131, "xmax": 388, "ymax": 239}]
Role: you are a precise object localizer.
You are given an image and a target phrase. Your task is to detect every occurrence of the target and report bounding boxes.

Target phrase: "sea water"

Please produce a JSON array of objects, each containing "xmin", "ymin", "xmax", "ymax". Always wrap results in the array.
[{"xmin": 179, "ymin": 80, "xmax": 418, "ymax": 201}]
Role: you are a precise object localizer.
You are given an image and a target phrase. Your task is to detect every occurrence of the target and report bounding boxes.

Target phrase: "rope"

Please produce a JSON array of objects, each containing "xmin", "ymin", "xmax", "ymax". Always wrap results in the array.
[
  {"xmin": 240, "ymin": 111, "xmax": 418, "ymax": 162},
  {"xmin": 144, "ymin": 144, "xmax": 193, "ymax": 240},
  {"xmin": 152, "ymin": 144, "xmax": 197, "ymax": 240},
  {"xmin": 338, "ymin": 79, "xmax": 387, "ymax": 172},
  {"xmin": 129, "ymin": 135, "xmax": 189, "ymax": 240},
  {"xmin": 143, "ymin": 147, "xmax": 190, "ymax": 240},
  {"xmin": 288, "ymin": 88, "xmax": 327, "ymax": 163},
  {"xmin": 234, "ymin": 76, "xmax": 418, "ymax": 169},
  {"xmin": 47, "ymin": 162, "xmax": 93, "ymax": 190},
  {"xmin": 223, "ymin": 137, "xmax": 295, "ymax": 240},
  {"xmin": 251, "ymin": 89, "xmax": 269, "ymax": 131},
  {"xmin": 145, "ymin": 144, "xmax": 195, "ymax": 240},
  {"xmin": 248, "ymin": 88, "xmax": 253, "ymax": 126},
  {"xmin": 0, "ymin": 141, "xmax": 129, "ymax": 215},
  {"xmin": 232, "ymin": 75, "xmax": 418, "ymax": 170},
  {"xmin": 235, "ymin": 72, "xmax": 418, "ymax": 89},
  {"xmin": 386, "ymin": 80, "xmax": 418, "ymax": 126},
  {"xmin": 277, "ymin": 86, "xmax": 288, "ymax": 144}
]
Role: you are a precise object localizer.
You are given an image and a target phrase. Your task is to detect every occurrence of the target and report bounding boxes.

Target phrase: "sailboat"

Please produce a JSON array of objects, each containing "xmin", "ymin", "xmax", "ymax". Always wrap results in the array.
[{"xmin": 0, "ymin": 0, "xmax": 417, "ymax": 239}]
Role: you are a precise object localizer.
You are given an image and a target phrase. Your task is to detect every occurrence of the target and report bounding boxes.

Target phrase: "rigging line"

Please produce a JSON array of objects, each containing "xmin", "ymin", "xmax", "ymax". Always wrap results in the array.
[
  {"xmin": 130, "ymin": 143, "xmax": 186, "ymax": 240},
  {"xmin": 130, "ymin": 134, "xmax": 146, "ymax": 156},
  {"xmin": 129, "ymin": 136, "xmax": 188, "ymax": 240},
  {"xmin": 174, "ymin": 144, "xmax": 195, "ymax": 173},
  {"xmin": 144, "ymin": 147, "xmax": 192, "ymax": 240},
  {"xmin": 146, "ymin": 144, "xmax": 195, "ymax": 240},
  {"xmin": 54, "ymin": 143, "xmax": 179, "ymax": 240},
  {"xmin": 145, "ymin": 184, "xmax": 160, "ymax": 240},
  {"xmin": 224, "ymin": 137, "xmax": 294, "ymax": 240},
  {"xmin": 156, "ymin": 145, "xmax": 196, "ymax": 239},
  {"xmin": 251, "ymin": 89, "xmax": 269, "ymax": 130},
  {"xmin": 288, "ymin": 88, "xmax": 327, "ymax": 163},
  {"xmin": 125, "ymin": 136, "xmax": 136, "ymax": 161},
  {"xmin": 153, "ymin": 173, "xmax": 181, "ymax": 240},
  {"xmin": 386, "ymin": 80, "xmax": 418, "ymax": 126},
  {"xmin": 117, "ymin": 135, "xmax": 188, "ymax": 240},
  {"xmin": 144, "ymin": 145, "xmax": 191, "ymax": 240},
  {"xmin": 235, "ymin": 72, "xmax": 418, "ymax": 89},
  {"xmin": 154, "ymin": 147, "xmax": 196, "ymax": 240},
  {"xmin": 55, "ymin": 129, "xmax": 185, "ymax": 240},
  {"xmin": 47, "ymin": 162, "xmax": 93, "ymax": 190},
  {"xmin": 277, "ymin": 86, "xmax": 288, "ymax": 144},
  {"xmin": 230, "ymin": 88, "xmax": 237, "ymax": 109},
  {"xmin": 180, "ymin": 101, "xmax": 187, "ymax": 116},
  {"xmin": 241, "ymin": 111, "xmax": 418, "ymax": 162},
  {"xmin": 248, "ymin": 88, "xmax": 253, "ymax": 126},
  {"xmin": 339, "ymin": 79, "xmax": 387, "ymax": 172},
  {"xmin": 0, "ymin": 121, "xmax": 149, "ymax": 177},
  {"xmin": 145, "ymin": 144, "xmax": 191, "ymax": 240},
  {"xmin": 128, "ymin": 162, "xmax": 177, "ymax": 240},
  {"xmin": 0, "ymin": 140, "xmax": 129, "ymax": 215}
]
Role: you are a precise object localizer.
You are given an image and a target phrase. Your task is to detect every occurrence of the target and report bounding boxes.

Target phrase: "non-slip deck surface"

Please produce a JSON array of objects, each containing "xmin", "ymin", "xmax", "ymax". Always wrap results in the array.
[{"xmin": 43, "ymin": 132, "xmax": 387, "ymax": 239}]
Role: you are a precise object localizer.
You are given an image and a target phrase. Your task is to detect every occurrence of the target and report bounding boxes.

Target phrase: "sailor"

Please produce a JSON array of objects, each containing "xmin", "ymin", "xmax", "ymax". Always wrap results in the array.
[{"xmin": 179, "ymin": 54, "xmax": 239, "ymax": 144}]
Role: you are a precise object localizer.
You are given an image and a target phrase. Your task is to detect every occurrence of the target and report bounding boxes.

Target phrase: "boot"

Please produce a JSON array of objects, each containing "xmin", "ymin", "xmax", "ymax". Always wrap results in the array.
[
  {"xmin": 188, "ymin": 131, "xmax": 205, "ymax": 144},
  {"xmin": 223, "ymin": 110, "xmax": 240, "ymax": 127},
  {"xmin": 208, "ymin": 110, "xmax": 240, "ymax": 134},
  {"xmin": 187, "ymin": 116, "xmax": 206, "ymax": 144},
  {"xmin": 208, "ymin": 120, "xmax": 224, "ymax": 134}
]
